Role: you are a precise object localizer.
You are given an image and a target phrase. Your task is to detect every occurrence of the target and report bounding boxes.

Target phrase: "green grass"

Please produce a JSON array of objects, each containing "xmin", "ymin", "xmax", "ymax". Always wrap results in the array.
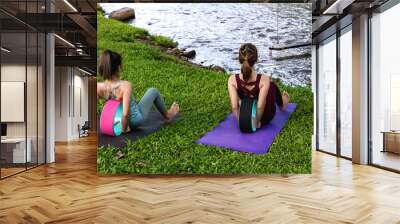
[
  {"xmin": 151, "ymin": 35, "xmax": 178, "ymax": 48},
  {"xmin": 99, "ymin": 14, "xmax": 149, "ymax": 42},
  {"xmin": 97, "ymin": 13, "xmax": 313, "ymax": 174}
]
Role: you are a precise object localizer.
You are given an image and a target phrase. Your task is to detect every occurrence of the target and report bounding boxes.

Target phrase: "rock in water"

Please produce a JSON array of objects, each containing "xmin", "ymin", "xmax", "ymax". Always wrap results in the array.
[
  {"xmin": 109, "ymin": 7, "xmax": 135, "ymax": 21},
  {"xmin": 210, "ymin": 65, "xmax": 226, "ymax": 73},
  {"xmin": 182, "ymin": 50, "xmax": 196, "ymax": 59},
  {"xmin": 97, "ymin": 4, "xmax": 104, "ymax": 14}
]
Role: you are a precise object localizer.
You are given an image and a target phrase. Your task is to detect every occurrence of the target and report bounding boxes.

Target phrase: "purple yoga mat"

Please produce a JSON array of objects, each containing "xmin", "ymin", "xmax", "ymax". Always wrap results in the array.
[{"xmin": 195, "ymin": 103, "xmax": 296, "ymax": 154}]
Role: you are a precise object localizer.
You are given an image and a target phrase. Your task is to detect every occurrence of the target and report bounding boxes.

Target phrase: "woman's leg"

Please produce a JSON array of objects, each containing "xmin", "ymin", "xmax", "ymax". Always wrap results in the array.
[
  {"xmin": 260, "ymin": 82, "xmax": 290, "ymax": 125},
  {"xmin": 137, "ymin": 88, "xmax": 168, "ymax": 121},
  {"xmin": 261, "ymin": 82, "xmax": 277, "ymax": 125},
  {"xmin": 275, "ymin": 83, "xmax": 290, "ymax": 111},
  {"xmin": 275, "ymin": 83, "xmax": 283, "ymax": 108}
]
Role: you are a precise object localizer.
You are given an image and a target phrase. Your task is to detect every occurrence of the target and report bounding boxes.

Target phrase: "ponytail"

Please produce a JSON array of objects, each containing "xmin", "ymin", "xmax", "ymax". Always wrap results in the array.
[
  {"xmin": 238, "ymin": 43, "xmax": 258, "ymax": 83},
  {"xmin": 98, "ymin": 50, "xmax": 122, "ymax": 80},
  {"xmin": 241, "ymin": 58, "xmax": 252, "ymax": 82}
]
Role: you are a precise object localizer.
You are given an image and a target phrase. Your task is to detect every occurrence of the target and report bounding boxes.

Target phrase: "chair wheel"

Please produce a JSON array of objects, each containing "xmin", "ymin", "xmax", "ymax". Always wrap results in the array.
[{"xmin": 239, "ymin": 98, "xmax": 257, "ymax": 133}]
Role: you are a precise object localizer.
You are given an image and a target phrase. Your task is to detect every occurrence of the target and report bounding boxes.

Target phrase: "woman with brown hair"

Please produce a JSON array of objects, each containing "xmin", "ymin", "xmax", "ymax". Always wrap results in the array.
[
  {"xmin": 97, "ymin": 49, "xmax": 179, "ymax": 133},
  {"xmin": 227, "ymin": 43, "xmax": 290, "ymax": 129}
]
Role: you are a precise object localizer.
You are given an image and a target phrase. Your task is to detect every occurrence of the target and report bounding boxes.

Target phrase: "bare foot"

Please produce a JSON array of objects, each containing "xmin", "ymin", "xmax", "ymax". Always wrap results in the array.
[
  {"xmin": 165, "ymin": 102, "xmax": 180, "ymax": 122},
  {"xmin": 252, "ymin": 117, "xmax": 261, "ymax": 129},
  {"xmin": 257, "ymin": 121, "xmax": 261, "ymax": 129},
  {"xmin": 280, "ymin": 91, "xmax": 290, "ymax": 111}
]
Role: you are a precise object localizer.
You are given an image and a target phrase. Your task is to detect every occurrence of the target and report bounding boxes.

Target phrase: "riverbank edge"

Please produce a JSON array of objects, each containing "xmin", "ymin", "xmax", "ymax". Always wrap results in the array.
[{"xmin": 97, "ymin": 5, "xmax": 228, "ymax": 74}]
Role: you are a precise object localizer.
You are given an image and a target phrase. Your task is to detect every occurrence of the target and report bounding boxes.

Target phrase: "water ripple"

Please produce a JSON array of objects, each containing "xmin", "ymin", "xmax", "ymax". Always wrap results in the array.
[{"xmin": 101, "ymin": 3, "xmax": 312, "ymax": 86}]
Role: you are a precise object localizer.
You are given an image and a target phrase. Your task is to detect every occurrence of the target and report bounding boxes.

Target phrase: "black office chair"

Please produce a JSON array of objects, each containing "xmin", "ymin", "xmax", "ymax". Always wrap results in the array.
[{"xmin": 78, "ymin": 121, "xmax": 90, "ymax": 138}]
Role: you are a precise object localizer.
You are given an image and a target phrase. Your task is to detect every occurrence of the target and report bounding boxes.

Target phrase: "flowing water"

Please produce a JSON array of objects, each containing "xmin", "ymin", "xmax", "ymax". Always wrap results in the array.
[{"xmin": 101, "ymin": 3, "xmax": 312, "ymax": 86}]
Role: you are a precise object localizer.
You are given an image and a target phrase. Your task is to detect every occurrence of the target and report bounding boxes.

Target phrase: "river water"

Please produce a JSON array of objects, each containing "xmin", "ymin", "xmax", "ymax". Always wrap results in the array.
[{"xmin": 101, "ymin": 3, "xmax": 312, "ymax": 86}]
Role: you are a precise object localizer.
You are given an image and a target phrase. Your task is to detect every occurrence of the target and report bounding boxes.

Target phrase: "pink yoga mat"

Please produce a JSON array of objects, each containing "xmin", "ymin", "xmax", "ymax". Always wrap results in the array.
[{"xmin": 195, "ymin": 103, "xmax": 296, "ymax": 154}]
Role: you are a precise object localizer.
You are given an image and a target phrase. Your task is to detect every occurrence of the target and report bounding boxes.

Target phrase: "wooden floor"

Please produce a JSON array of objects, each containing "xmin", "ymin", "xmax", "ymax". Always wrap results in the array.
[
  {"xmin": 373, "ymin": 150, "xmax": 400, "ymax": 171},
  {"xmin": 0, "ymin": 135, "xmax": 400, "ymax": 223},
  {"xmin": 1, "ymin": 167, "xmax": 26, "ymax": 178}
]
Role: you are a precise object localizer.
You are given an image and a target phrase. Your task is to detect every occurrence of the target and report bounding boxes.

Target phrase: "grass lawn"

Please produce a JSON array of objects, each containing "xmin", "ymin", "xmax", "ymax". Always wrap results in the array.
[{"xmin": 97, "ymin": 12, "xmax": 313, "ymax": 174}]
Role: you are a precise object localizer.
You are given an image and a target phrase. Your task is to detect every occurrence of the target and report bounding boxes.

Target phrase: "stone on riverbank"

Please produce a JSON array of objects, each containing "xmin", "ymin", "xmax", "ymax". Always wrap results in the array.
[
  {"xmin": 209, "ymin": 65, "xmax": 226, "ymax": 73},
  {"xmin": 182, "ymin": 50, "xmax": 196, "ymax": 59},
  {"xmin": 109, "ymin": 7, "xmax": 135, "ymax": 21},
  {"xmin": 166, "ymin": 48, "xmax": 182, "ymax": 56}
]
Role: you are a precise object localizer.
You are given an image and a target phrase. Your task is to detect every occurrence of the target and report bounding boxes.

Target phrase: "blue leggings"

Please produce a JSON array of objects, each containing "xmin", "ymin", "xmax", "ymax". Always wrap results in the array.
[{"xmin": 129, "ymin": 88, "xmax": 167, "ymax": 127}]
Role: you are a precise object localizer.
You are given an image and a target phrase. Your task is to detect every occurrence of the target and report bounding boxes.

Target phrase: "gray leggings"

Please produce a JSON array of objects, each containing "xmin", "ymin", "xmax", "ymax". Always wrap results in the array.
[{"xmin": 136, "ymin": 88, "xmax": 167, "ymax": 122}]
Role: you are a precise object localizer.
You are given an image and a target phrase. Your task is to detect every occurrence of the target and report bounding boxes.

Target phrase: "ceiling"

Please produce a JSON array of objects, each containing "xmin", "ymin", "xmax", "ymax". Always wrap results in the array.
[
  {"xmin": 0, "ymin": 0, "xmax": 97, "ymax": 74},
  {"xmin": 2, "ymin": 0, "xmax": 395, "ymax": 73},
  {"xmin": 311, "ymin": 0, "xmax": 390, "ymax": 43}
]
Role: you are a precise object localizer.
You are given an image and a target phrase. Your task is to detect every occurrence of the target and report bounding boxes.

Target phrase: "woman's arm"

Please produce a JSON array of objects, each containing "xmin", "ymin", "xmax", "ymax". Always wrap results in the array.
[
  {"xmin": 121, "ymin": 82, "xmax": 132, "ymax": 133},
  {"xmin": 256, "ymin": 76, "xmax": 270, "ymax": 127},
  {"xmin": 97, "ymin": 82, "xmax": 103, "ymax": 99},
  {"xmin": 228, "ymin": 75, "xmax": 240, "ymax": 120}
]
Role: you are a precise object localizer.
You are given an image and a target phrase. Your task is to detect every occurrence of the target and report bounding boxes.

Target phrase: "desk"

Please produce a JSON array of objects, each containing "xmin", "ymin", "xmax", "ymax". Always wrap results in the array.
[
  {"xmin": 382, "ymin": 131, "xmax": 400, "ymax": 154},
  {"xmin": 1, "ymin": 138, "xmax": 31, "ymax": 163}
]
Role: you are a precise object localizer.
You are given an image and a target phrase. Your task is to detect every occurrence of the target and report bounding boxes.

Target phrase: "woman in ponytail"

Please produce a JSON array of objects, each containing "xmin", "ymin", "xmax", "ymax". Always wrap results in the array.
[
  {"xmin": 97, "ymin": 49, "xmax": 179, "ymax": 133},
  {"xmin": 227, "ymin": 43, "xmax": 290, "ymax": 128}
]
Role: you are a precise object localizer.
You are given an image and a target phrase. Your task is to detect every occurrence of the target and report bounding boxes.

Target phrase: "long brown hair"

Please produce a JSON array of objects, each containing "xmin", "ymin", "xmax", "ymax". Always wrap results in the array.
[
  {"xmin": 239, "ymin": 43, "xmax": 258, "ymax": 82},
  {"xmin": 98, "ymin": 49, "xmax": 122, "ymax": 80}
]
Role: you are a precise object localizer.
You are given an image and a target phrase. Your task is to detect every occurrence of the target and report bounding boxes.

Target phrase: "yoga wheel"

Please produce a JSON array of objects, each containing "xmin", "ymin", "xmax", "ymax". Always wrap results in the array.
[
  {"xmin": 239, "ymin": 98, "xmax": 257, "ymax": 133},
  {"xmin": 100, "ymin": 99, "xmax": 123, "ymax": 136}
]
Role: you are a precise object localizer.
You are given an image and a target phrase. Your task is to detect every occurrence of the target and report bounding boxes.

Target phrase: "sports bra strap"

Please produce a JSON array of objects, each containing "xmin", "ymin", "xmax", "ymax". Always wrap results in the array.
[{"xmin": 105, "ymin": 80, "xmax": 122, "ymax": 100}]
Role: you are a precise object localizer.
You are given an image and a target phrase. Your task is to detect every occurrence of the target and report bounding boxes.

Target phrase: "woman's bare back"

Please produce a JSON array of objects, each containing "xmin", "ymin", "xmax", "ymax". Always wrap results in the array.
[{"xmin": 97, "ymin": 80, "xmax": 132, "ymax": 100}]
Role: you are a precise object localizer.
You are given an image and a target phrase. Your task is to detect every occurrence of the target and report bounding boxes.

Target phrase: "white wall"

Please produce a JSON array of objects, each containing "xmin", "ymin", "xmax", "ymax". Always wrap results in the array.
[
  {"xmin": 1, "ymin": 65, "xmax": 39, "ymax": 136},
  {"xmin": 1, "ymin": 65, "xmax": 26, "ymax": 133},
  {"xmin": 1, "ymin": 65, "xmax": 26, "ymax": 140},
  {"xmin": 54, "ymin": 67, "xmax": 89, "ymax": 141},
  {"xmin": 1, "ymin": 63, "xmax": 46, "ymax": 164},
  {"xmin": 73, "ymin": 72, "xmax": 89, "ymax": 138},
  {"xmin": 55, "ymin": 66, "xmax": 69, "ymax": 141}
]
